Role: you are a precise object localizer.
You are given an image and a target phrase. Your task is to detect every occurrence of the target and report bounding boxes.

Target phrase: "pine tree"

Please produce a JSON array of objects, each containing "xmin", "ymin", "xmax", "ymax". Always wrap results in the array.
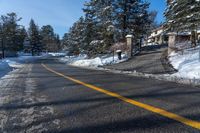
[
  {"xmin": 95, "ymin": 0, "xmax": 114, "ymax": 51},
  {"xmin": 83, "ymin": 1, "xmax": 99, "ymax": 50},
  {"xmin": 28, "ymin": 19, "xmax": 42, "ymax": 55},
  {"xmin": 55, "ymin": 34, "xmax": 62, "ymax": 51},
  {"xmin": 1, "ymin": 13, "xmax": 25, "ymax": 53},
  {"xmin": 165, "ymin": 0, "xmax": 200, "ymax": 47},
  {"xmin": 113, "ymin": 0, "xmax": 150, "ymax": 41},
  {"xmin": 41, "ymin": 25, "xmax": 58, "ymax": 52},
  {"xmin": 62, "ymin": 33, "xmax": 69, "ymax": 49},
  {"xmin": 63, "ymin": 17, "xmax": 86, "ymax": 55},
  {"xmin": 16, "ymin": 26, "xmax": 27, "ymax": 51},
  {"xmin": 64, "ymin": 0, "xmax": 152, "ymax": 56},
  {"xmin": 83, "ymin": 0, "xmax": 115, "ymax": 55}
]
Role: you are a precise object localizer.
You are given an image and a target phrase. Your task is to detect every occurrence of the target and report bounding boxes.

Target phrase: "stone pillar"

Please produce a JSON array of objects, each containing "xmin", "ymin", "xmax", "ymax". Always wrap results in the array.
[
  {"xmin": 168, "ymin": 32, "xmax": 177, "ymax": 55},
  {"xmin": 126, "ymin": 35, "xmax": 133, "ymax": 58}
]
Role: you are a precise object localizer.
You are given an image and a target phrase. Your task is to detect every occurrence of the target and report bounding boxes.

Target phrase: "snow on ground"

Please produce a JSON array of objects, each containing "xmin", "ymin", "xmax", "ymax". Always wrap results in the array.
[
  {"xmin": 145, "ymin": 43, "xmax": 159, "ymax": 46},
  {"xmin": 0, "ymin": 53, "xmax": 49, "ymax": 78},
  {"xmin": 0, "ymin": 60, "xmax": 11, "ymax": 77},
  {"xmin": 169, "ymin": 45, "xmax": 200, "ymax": 79},
  {"xmin": 60, "ymin": 54, "xmax": 128, "ymax": 68},
  {"xmin": 59, "ymin": 54, "xmax": 88, "ymax": 64},
  {"xmin": 0, "ymin": 52, "xmax": 67, "ymax": 76},
  {"xmin": 4, "ymin": 55, "xmax": 43, "ymax": 68},
  {"xmin": 48, "ymin": 52, "xmax": 67, "ymax": 57}
]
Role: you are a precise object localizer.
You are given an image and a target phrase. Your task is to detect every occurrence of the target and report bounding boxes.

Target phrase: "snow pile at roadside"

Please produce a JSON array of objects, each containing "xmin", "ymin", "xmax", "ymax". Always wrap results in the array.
[
  {"xmin": 0, "ymin": 60, "xmax": 11, "ymax": 78},
  {"xmin": 0, "ymin": 60, "xmax": 10, "ymax": 71},
  {"xmin": 18, "ymin": 52, "xmax": 67, "ymax": 58},
  {"xmin": 70, "ymin": 54, "xmax": 127, "ymax": 68},
  {"xmin": 145, "ymin": 43, "xmax": 159, "ymax": 46},
  {"xmin": 59, "ymin": 54, "xmax": 88, "ymax": 64},
  {"xmin": 5, "ymin": 55, "xmax": 45, "ymax": 68},
  {"xmin": 169, "ymin": 46, "xmax": 200, "ymax": 79},
  {"xmin": 48, "ymin": 52, "xmax": 67, "ymax": 57},
  {"xmin": 0, "ymin": 54, "xmax": 47, "ymax": 78},
  {"xmin": 71, "ymin": 57, "xmax": 103, "ymax": 68}
]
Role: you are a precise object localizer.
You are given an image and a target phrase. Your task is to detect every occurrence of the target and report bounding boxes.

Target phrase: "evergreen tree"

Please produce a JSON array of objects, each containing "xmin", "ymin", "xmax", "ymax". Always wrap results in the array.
[
  {"xmin": 62, "ymin": 33, "xmax": 69, "ymax": 49},
  {"xmin": 28, "ymin": 19, "xmax": 42, "ymax": 55},
  {"xmin": 40, "ymin": 25, "xmax": 60, "ymax": 52},
  {"xmin": 1, "ymin": 13, "xmax": 25, "ymax": 52},
  {"xmin": 113, "ymin": 0, "xmax": 150, "ymax": 41},
  {"xmin": 55, "ymin": 34, "xmax": 62, "ymax": 51},
  {"xmin": 63, "ymin": 17, "xmax": 86, "ymax": 55},
  {"xmin": 16, "ymin": 26, "xmax": 27, "ymax": 51},
  {"xmin": 165, "ymin": 0, "xmax": 200, "ymax": 47},
  {"xmin": 83, "ymin": 1, "xmax": 99, "ymax": 50},
  {"xmin": 83, "ymin": 0, "xmax": 115, "ymax": 55},
  {"xmin": 95, "ymin": 0, "xmax": 114, "ymax": 51},
  {"xmin": 64, "ymin": 0, "xmax": 152, "ymax": 56}
]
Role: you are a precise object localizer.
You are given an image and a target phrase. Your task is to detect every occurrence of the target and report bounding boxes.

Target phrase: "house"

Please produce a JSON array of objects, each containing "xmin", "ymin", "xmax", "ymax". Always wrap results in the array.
[
  {"xmin": 168, "ymin": 30, "xmax": 200, "ymax": 54},
  {"xmin": 147, "ymin": 26, "xmax": 168, "ymax": 45},
  {"xmin": 146, "ymin": 25, "xmax": 200, "ymax": 54}
]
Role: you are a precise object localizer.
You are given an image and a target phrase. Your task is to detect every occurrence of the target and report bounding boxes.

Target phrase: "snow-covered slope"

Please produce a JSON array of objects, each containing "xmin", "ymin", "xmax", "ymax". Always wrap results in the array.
[{"xmin": 169, "ymin": 46, "xmax": 200, "ymax": 79}]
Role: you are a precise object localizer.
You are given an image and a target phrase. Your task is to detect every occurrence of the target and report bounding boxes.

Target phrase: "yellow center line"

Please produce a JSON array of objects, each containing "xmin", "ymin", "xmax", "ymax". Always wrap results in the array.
[{"xmin": 42, "ymin": 63, "xmax": 200, "ymax": 130}]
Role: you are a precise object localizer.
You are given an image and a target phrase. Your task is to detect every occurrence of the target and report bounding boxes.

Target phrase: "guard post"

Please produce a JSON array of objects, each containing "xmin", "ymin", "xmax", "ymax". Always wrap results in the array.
[{"xmin": 126, "ymin": 35, "xmax": 133, "ymax": 58}]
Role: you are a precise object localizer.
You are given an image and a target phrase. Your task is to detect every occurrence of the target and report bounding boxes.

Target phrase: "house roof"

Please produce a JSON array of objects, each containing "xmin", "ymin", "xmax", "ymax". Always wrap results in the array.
[{"xmin": 152, "ymin": 26, "xmax": 164, "ymax": 32}]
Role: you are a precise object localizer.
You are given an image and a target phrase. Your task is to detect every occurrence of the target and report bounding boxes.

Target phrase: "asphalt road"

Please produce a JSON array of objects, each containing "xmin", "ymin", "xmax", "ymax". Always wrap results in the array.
[
  {"xmin": 1, "ymin": 57, "xmax": 200, "ymax": 133},
  {"xmin": 105, "ymin": 45, "xmax": 175, "ymax": 74}
]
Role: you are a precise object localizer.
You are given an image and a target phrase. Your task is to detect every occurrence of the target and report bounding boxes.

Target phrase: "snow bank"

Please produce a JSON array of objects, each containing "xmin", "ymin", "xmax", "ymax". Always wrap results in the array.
[
  {"xmin": 71, "ymin": 57, "xmax": 103, "ymax": 68},
  {"xmin": 0, "ymin": 54, "xmax": 47, "ymax": 78},
  {"xmin": 0, "ymin": 60, "xmax": 10, "ymax": 71},
  {"xmin": 101, "ymin": 54, "xmax": 127, "ymax": 65},
  {"xmin": 169, "ymin": 46, "xmax": 200, "ymax": 79},
  {"xmin": 145, "ymin": 43, "xmax": 159, "ymax": 46},
  {"xmin": 70, "ymin": 54, "xmax": 127, "ymax": 68},
  {"xmin": 48, "ymin": 52, "xmax": 67, "ymax": 57},
  {"xmin": 0, "ymin": 60, "xmax": 11, "ymax": 78},
  {"xmin": 59, "ymin": 54, "xmax": 88, "ymax": 64},
  {"xmin": 5, "ymin": 55, "xmax": 45, "ymax": 68}
]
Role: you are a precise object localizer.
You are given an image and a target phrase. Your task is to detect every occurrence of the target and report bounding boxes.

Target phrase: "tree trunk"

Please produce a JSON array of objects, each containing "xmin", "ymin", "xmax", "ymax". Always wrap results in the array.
[
  {"xmin": 191, "ymin": 30, "xmax": 196, "ymax": 47},
  {"xmin": 31, "ymin": 46, "xmax": 34, "ymax": 56},
  {"xmin": 1, "ymin": 37, "xmax": 5, "ymax": 58}
]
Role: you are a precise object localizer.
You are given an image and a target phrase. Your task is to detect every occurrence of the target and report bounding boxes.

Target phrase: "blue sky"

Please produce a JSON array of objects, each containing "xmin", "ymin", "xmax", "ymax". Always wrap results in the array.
[{"xmin": 0, "ymin": 0, "xmax": 166, "ymax": 37}]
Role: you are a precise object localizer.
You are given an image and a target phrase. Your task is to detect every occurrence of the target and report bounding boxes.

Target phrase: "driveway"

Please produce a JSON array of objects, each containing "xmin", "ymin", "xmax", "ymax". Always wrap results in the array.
[{"xmin": 105, "ymin": 45, "xmax": 176, "ymax": 74}]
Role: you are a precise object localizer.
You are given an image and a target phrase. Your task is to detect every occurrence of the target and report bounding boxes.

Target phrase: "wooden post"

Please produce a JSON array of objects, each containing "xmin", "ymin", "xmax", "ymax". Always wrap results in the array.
[{"xmin": 126, "ymin": 35, "xmax": 133, "ymax": 58}]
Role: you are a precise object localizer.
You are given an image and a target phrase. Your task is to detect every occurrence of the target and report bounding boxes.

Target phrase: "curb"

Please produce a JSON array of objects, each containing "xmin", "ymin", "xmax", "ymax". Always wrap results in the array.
[{"xmin": 69, "ymin": 64, "xmax": 200, "ymax": 87}]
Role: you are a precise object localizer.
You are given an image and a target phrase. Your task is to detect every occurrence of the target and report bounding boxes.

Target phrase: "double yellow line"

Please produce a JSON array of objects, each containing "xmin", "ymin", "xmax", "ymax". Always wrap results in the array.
[{"xmin": 42, "ymin": 63, "xmax": 200, "ymax": 130}]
